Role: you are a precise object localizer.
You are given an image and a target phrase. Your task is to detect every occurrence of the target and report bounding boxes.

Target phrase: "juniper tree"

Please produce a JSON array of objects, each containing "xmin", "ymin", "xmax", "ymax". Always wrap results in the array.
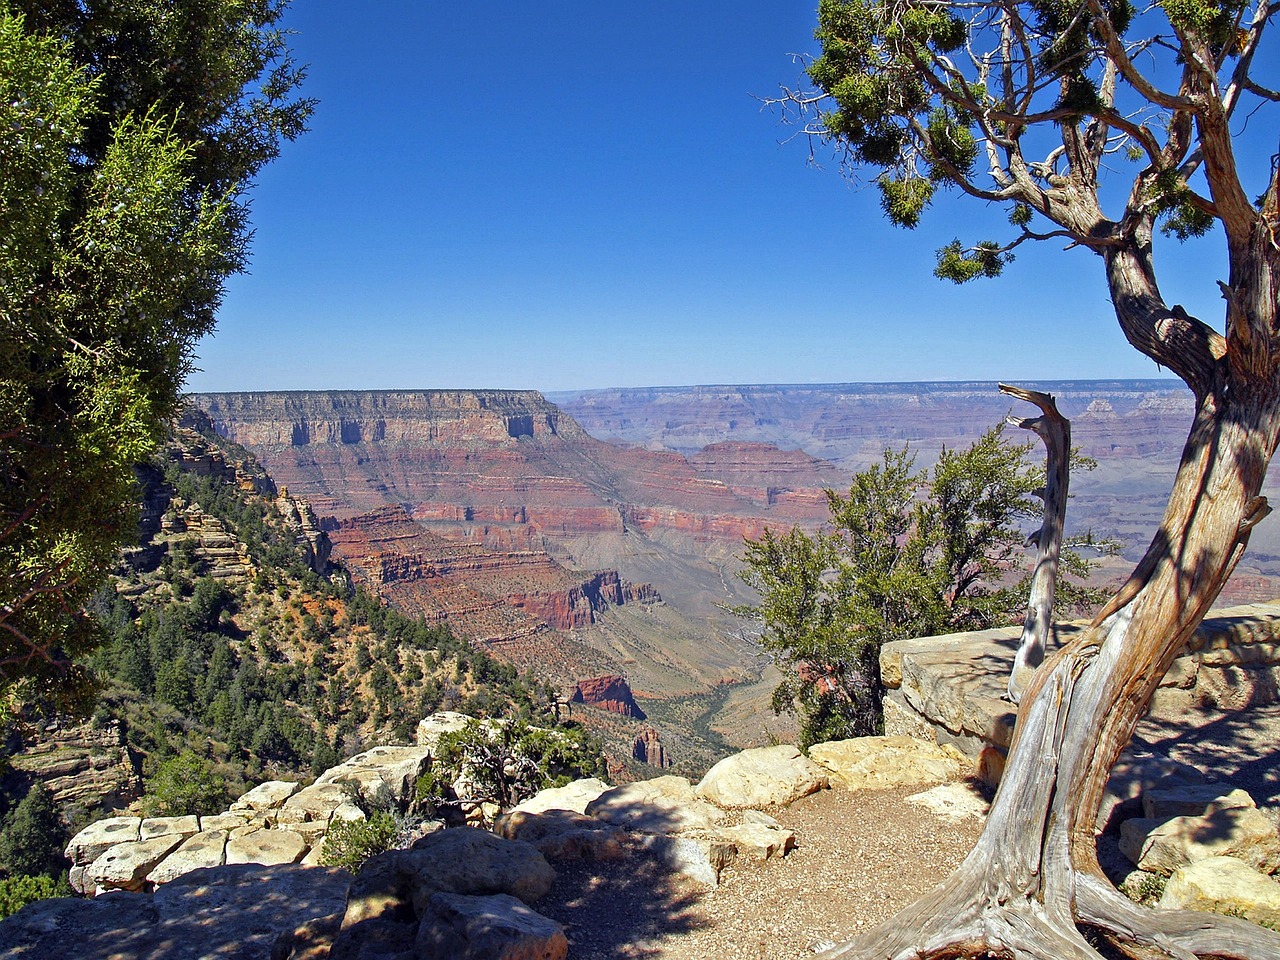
[
  {"xmin": 771, "ymin": 0, "xmax": 1280, "ymax": 956},
  {"xmin": 0, "ymin": 2, "xmax": 312, "ymax": 709}
]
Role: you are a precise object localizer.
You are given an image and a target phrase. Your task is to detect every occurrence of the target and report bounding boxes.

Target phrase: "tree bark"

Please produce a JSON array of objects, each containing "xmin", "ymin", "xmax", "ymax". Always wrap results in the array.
[
  {"xmin": 999, "ymin": 384, "xmax": 1070, "ymax": 704},
  {"xmin": 822, "ymin": 212, "xmax": 1280, "ymax": 958},
  {"xmin": 822, "ymin": 383, "xmax": 1280, "ymax": 960}
]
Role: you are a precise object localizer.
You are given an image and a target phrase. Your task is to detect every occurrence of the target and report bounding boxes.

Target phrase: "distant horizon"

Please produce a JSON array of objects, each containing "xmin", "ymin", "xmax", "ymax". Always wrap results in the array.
[{"xmin": 185, "ymin": 376, "xmax": 1189, "ymax": 398}]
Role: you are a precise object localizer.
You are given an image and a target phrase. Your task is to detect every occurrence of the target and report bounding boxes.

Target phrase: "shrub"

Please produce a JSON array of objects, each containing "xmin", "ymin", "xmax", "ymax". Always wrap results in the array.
[
  {"xmin": 318, "ymin": 812, "xmax": 398, "ymax": 871},
  {"xmin": 0, "ymin": 874, "xmax": 62, "ymax": 918}
]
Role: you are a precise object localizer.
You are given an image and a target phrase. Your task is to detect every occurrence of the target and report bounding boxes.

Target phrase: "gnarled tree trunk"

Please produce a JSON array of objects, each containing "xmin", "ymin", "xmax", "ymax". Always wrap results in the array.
[
  {"xmin": 1000, "ymin": 384, "xmax": 1071, "ymax": 705},
  {"xmin": 822, "ymin": 218, "xmax": 1280, "ymax": 959}
]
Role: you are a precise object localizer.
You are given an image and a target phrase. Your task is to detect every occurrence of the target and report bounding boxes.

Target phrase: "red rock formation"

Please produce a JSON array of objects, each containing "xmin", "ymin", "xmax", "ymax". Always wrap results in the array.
[
  {"xmin": 571, "ymin": 675, "xmax": 645, "ymax": 720},
  {"xmin": 631, "ymin": 728, "xmax": 669, "ymax": 767}
]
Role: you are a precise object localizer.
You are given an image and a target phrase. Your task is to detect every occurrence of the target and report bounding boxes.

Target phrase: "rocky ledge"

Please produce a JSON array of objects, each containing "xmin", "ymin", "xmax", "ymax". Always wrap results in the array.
[{"xmin": 14, "ymin": 714, "xmax": 1280, "ymax": 959}]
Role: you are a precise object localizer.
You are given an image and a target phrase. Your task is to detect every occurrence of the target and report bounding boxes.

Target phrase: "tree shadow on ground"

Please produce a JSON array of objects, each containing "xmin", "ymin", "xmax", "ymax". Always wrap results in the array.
[{"xmin": 532, "ymin": 805, "xmax": 713, "ymax": 960}]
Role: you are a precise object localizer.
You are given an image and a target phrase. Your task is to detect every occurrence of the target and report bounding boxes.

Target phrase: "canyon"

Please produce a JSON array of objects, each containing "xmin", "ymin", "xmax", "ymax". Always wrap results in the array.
[{"xmin": 192, "ymin": 382, "xmax": 1280, "ymax": 753}]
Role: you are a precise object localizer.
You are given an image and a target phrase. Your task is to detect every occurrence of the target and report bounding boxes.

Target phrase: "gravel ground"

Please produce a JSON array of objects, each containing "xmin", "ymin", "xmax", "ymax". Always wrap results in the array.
[
  {"xmin": 537, "ymin": 782, "xmax": 986, "ymax": 960},
  {"xmin": 536, "ymin": 704, "xmax": 1280, "ymax": 959}
]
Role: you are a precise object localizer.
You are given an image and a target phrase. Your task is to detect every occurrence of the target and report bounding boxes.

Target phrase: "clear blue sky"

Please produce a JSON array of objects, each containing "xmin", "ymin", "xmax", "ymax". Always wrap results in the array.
[{"xmin": 188, "ymin": 1, "xmax": 1235, "ymax": 393}]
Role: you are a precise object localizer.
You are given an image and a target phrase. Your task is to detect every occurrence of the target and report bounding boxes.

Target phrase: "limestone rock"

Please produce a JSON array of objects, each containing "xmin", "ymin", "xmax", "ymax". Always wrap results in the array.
[
  {"xmin": 1159, "ymin": 856, "xmax": 1280, "ymax": 927},
  {"xmin": 86, "ymin": 835, "xmax": 184, "ymax": 893},
  {"xmin": 510, "ymin": 777, "xmax": 610, "ymax": 816},
  {"xmin": 1119, "ymin": 807, "xmax": 1280, "ymax": 875},
  {"xmin": 0, "ymin": 865, "xmax": 346, "ymax": 960},
  {"xmin": 148, "ymin": 830, "xmax": 228, "ymax": 885},
  {"xmin": 315, "ymin": 744, "xmax": 433, "ymax": 806},
  {"xmin": 65, "ymin": 816, "xmax": 142, "ymax": 872},
  {"xmin": 199, "ymin": 812, "xmax": 253, "ymax": 832},
  {"xmin": 1098, "ymin": 749, "xmax": 1206, "ymax": 831},
  {"xmin": 906, "ymin": 782, "xmax": 990, "ymax": 822},
  {"xmin": 225, "ymin": 827, "xmax": 309, "ymax": 866},
  {"xmin": 343, "ymin": 828, "xmax": 556, "ymax": 934},
  {"xmin": 1142, "ymin": 784, "xmax": 1256, "ymax": 820},
  {"xmin": 494, "ymin": 809, "xmax": 625, "ymax": 861},
  {"xmin": 416, "ymin": 892, "xmax": 568, "ymax": 960},
  {"xmin": 416, "ymin": 711, "xmax": 476, "ymax": 748},
  {"xmin": 585, "ymin": 776, "xmax": 726, "ymax": 834},
  {"xmin": 640, "ymin": 834, "xmax": 736, "ymax": 887},
  {"xmin": 695, "ymin": 744, "xmax": 828, "ymax": 809},
  {"xmin": 807, "ymin": 736, "xmax": 967, "ymax": 791},
  {"xmin": 140, "ymin": 815, "xmax": 200, "ymax": 842},
  {"xmin": 719, "ymin": 822, "xmax": 795, "ymax": 860},
  {"xmin": 278, "ymin": 782, "xmax": 352, "ymax": 824},
  {"xmin": 230, "ymin": 779, "xmax": 301, "ymax": 813}
]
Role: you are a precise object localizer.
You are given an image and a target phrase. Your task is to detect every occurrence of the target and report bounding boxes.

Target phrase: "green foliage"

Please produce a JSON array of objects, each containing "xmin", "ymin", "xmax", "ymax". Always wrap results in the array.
[
  {"xmin": 143, "ymin": 750, "xmax": 227, "ymax": 816},
  {"xmin": 418, "ymin": 719, "xmax": 606, "ymax": 819},
  {"xmin": 0, "ymin": 1, "xmax": 311, "ymax": 708},
  {"xmin": 0, "ymin": 874, "xmax": 62, "ymax": 918},
  {"xmin": 877, "ymin": 176, "xmax": 934, "ymax": 228},
  {"xmin": 0, "ymin": 784, "xmax": 65, "ymax": 879},
  {"xmin": 1147, "ymin": 170, "xmax": 1216, "ymax": 240},
  {"xmin": 934, "ymin": 240, "xmax": 1012, "ymax": 283},
  {"xmin": 318, "ymin": 811, "xmax": 398, "ymax": 871},
  {"xmin": 738, "ymin": 426, "xmax": 1106, "ymax": 747}
]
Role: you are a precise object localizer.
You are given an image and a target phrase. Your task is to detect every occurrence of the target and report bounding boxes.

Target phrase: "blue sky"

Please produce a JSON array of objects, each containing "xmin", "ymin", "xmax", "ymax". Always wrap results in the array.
[{"xmin": 188, "ymin": 1, "xmax": 1237, "ymax": 393}]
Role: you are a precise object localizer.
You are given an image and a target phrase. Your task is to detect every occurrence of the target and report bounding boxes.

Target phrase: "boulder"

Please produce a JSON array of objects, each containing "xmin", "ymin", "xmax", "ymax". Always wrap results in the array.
[
  {"xmin": 1119, "ymin": 807, "xmax": 1280, "ymax": 875},
  {"xmin": 230, "ymin": 779, "xmax": 301, "ymax": 813},
  {"xmin": 65, "ymin": 816, "xmax": 142, "ymax": 868},
  {"xmin": 1098, "ymin": 749, "xmax": 1205, "ymax": 830},
  {"xmin": 807, "ymin": 736, "xmax": 967, "ymax": 791},
  {"xmin": 86, "ymin": 835, "xmax": 184, "ymax": 893},
  {"xmin": 509, "ymin": 777, "xmax": 610, "ymax": 816},
  {"xmin": 225, "ymin": 828, "xmax": 309, "ymax": 866},
  {"xmin": 639, "ymin": 834, "xmax": 736, "ymax": 887},
  {"xmin": 148, "ymin": 830, "xmax": 228, "ymax": 885},
  {"xmin": 695, "ymin": 744, "xmax": 828, "ymax": 809},
  {"xmin": 416, "ymin": 892, "xmax": 568, "ymax": 960},
  {"xmin": 278, "ymin": 782, "xmax": 352, "ymax": 824},
  {"xmin": 315, "ymin": 744, "xmax": 432, "ymax": 806},
  {"xmin": 1159, "ymin": 856, "xmax": 1280, "ymax": 927},
  {"xmin": 342, "ymin": 828, "xmax": 556, "ymax": 933},
  {"xmin": 494, "ymin": 809, "xmax": 625, "ymax": 861},
  {"xmin": 585, "ymin": 776, "xmax": 725, "ymax": 834},
  {"xmin": 719, "ymin": 822, "xmax": 795, "ymax": 860}
]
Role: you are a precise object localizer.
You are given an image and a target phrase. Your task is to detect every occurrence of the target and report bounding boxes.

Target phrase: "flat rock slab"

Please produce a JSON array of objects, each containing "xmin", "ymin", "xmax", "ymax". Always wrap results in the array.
[
  {"xmin": 226, "ymin": 828, "xmax": 309, "ymax": 866},
  {"xmin": 87, "ymin": 835, "xmax": 184, "ymax": 893},
  {"xmin": 905, "ymin": 782, "xmax": 990, "ymax": 822},
  {"xmin": 0, "ymin": 864, "xmax": 349, "ymax": 960},
  {"xmin": 65, "ymin": 816, "xmax": 142, "ymax": 866},
  {"xmin": 148, "ymin": 830, "xmax": 228, "ymax": 885},
  {"xmin": 1142, "ymin": 784, "xmax": 1256, "ymax": 820},
  {"xmin": 719, "ymin": 822, "xmax": 795, "ymax": 860}
]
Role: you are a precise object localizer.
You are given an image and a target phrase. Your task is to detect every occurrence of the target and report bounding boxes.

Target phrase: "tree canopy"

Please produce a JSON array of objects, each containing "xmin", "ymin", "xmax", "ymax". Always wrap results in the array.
[
  {"xmin": 739, "ymin": 426, "xmax": 1104, "ymax": 747},
  {"xmin": 773, "ymin": 1, "xmax": 1280, "ymax": 957},
  {"xmin": 0, "ymin": 1, "xmax": 312, "ymax": 709}
]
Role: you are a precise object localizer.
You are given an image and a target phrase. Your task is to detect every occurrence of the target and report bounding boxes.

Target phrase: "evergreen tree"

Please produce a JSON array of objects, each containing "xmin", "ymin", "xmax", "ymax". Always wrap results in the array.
[
  {"xmin": 0, "ymin": 0, "xmax": 311, "ymax": 709},
  {"xmin": 0, "ymin": 784, "xmax": 64, "ymax": 879}
]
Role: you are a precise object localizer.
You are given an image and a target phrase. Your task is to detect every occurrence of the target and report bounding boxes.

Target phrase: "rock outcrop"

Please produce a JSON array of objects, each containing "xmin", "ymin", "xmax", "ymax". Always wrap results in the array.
[
  {"xmin": 631, "ymin": 728, "xmax": 669, "ymax": 767},
  {"xmin": 571, "ymin": 675, "xmax": 644, "ymax": 719},
  {"xmin": 4, "ymin": 719, "xmax": 141, "ymax": 814}
]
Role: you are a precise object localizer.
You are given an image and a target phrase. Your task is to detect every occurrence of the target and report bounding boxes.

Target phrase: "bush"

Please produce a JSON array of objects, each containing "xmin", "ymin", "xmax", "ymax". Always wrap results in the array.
[
  {"xmin": 143, "ymin": 751, "xmax": 227, "ymax": 816},
  {"xmin": 0, "ymin": 874, "xmax": 62, "ymax": 918},
  {"xmin": 318, "ymin": 812, "xmax": 398, "ymax": 871}
]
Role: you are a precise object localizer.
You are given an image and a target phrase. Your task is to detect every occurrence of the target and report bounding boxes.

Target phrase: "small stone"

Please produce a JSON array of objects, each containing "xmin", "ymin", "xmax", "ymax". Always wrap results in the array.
[
  {"xmin": 719, "ymin": 823, "xmax": 795, "ymax": 860},
  {"xmin": 1119, "ymin": 807, "xmax": 1280, "ymax": 876}
]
